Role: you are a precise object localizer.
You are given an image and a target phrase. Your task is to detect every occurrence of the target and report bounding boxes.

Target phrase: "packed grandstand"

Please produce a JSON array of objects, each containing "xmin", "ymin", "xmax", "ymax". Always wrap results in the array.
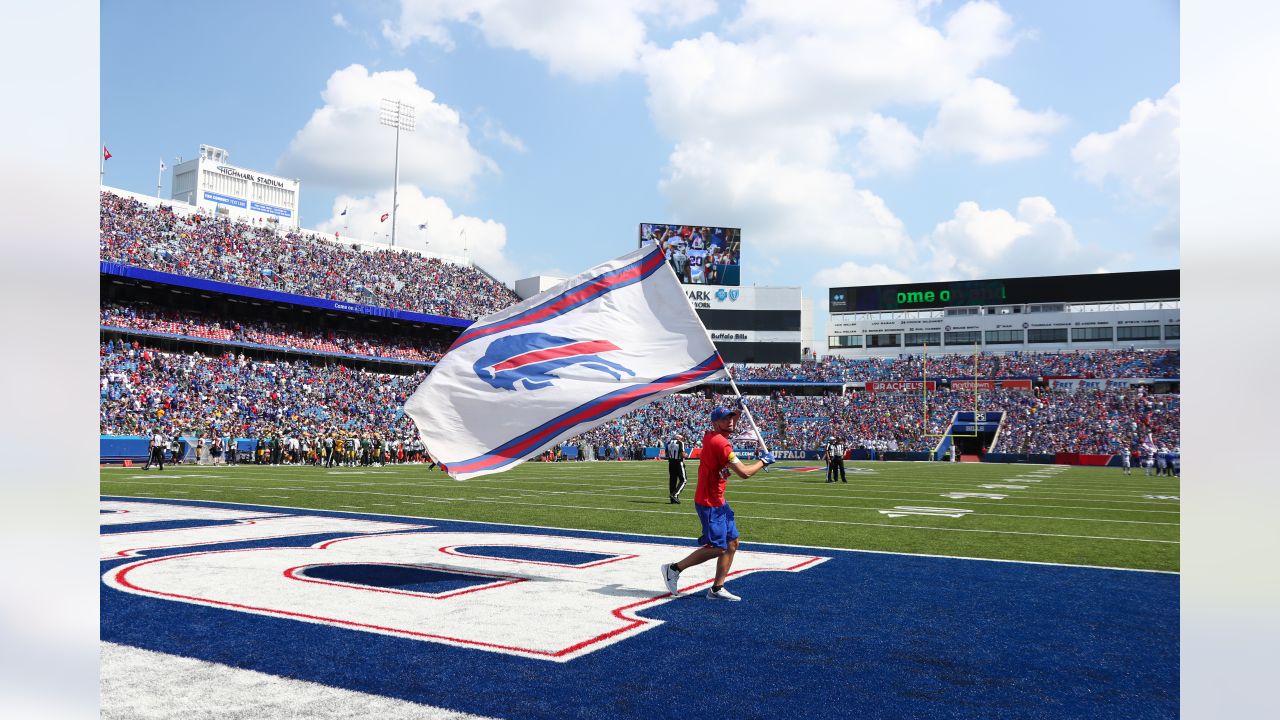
[{"xmin": 100, "ymin": 190, "xmax": 1180, "ymax": 465}]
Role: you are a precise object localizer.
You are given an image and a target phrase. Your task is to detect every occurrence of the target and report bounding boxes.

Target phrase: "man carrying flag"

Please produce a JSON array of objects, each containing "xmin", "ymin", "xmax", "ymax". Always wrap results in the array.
[
  {"xmin": 404, "ymin": 243, "xmax": 774, "ymax": 600},
  {"xmin": 661, "ymin": 404, "xmax": 774, "ymax": 602}
]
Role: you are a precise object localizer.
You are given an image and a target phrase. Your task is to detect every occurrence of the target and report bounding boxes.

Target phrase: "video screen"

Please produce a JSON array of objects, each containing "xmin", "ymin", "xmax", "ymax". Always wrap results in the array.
[{"xmin": 639, "ymin": 223, "xmax": 741, "ymax": 286}]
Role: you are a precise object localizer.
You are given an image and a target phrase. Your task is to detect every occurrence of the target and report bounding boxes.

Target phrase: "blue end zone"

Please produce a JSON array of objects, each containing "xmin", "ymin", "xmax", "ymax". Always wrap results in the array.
[
  {"xmin": 452, "ymin": 544, "xmax": 617, "ymax": 565},
  {"xmin": 100, "ymin": 497, "xmax": 1177, "ymax": 719}
]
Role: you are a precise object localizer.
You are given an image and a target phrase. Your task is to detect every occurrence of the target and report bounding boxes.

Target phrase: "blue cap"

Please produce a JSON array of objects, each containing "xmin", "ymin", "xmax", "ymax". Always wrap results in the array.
[{"xmin": 710, "ymin": 406, "xmax": 739, "ymax": 422}]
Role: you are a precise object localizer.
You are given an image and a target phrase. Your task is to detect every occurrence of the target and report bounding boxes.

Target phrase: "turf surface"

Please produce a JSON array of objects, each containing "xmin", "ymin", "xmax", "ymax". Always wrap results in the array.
[{"xmin": 100, "ymin": 460, "xmax": 1179, "ymax": 572}]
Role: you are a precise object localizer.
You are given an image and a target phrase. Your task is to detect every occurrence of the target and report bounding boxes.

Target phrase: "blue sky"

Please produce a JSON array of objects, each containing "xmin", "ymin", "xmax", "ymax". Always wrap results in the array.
[{"xmin": 101, "ymin": 0, "xmax": 1179, "ymax": 341}]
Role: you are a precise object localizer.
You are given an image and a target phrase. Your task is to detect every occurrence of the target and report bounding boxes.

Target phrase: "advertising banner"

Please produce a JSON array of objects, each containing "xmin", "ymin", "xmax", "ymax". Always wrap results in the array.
[
  {"xmin": 1049, "ymin": 378, "xmax": 1149, "ymax": 392},
  {"xmin": 865, "ymin": 381, "xmax": 937, "ymax": 392},
  {"xmin": 203, "ymin": 191, "xmax": 247, "ymax": 208},
  {"xmin": 250, "ymin": 201, "xmax": 292, "ymax": 218},
  {"xmin": 952, "ymin": 379, "xmax": 1034, "ymax": 391}
]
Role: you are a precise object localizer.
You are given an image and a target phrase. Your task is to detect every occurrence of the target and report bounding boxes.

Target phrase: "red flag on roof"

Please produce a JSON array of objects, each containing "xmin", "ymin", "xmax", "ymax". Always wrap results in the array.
[
  {"xmin": 103, "ymin": 146, "xmax": 112, "ymax": 160},
  {"xmin": 380, "ymin": 212, "xmax": 389, "ymax": 222}
]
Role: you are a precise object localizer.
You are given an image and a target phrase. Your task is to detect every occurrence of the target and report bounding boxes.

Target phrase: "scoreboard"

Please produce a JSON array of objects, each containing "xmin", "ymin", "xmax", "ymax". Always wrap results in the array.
[
  {"xmin": 830, "ymin": 270, "xmax": 1179, "ymax": 313},
  {"xmin": 827, "ymin": 269, "xmax": 1180, "ymax": 357}
]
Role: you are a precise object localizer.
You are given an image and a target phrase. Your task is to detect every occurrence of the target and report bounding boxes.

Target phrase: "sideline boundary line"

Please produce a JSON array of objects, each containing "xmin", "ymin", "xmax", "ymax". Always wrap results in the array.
[{"xmin": 100, "ymin": 494, "xmax": 1179, "ymax": 575}]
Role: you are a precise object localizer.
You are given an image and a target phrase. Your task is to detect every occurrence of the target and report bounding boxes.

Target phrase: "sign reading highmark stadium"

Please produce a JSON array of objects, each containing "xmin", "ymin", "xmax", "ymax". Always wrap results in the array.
[{"xmin": 171, "ymin": 145, "xmax": 301, "ymax": 229}]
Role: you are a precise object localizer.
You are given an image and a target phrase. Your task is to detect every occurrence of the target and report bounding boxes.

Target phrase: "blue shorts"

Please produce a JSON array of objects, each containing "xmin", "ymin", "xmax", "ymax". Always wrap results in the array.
[{"xmin": 695, "ymin": 502, "xmax": 739, "ymax": 549}]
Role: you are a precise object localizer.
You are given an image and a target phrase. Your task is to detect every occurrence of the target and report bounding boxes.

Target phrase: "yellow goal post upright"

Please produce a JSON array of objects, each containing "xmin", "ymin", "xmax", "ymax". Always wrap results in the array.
[{"xmin": 921, "ymin": 342, "xmax": 981, "ymax": 439}]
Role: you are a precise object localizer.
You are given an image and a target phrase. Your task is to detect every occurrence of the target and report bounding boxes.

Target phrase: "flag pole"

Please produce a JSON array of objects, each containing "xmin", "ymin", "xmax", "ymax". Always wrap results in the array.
[
  {"xmin": 659, "ymin": 245, "xmax": 771, "ymax": 458},
  {"xmin": 724, "ymin": 367, "xmax": 771, "ymax": 457}
]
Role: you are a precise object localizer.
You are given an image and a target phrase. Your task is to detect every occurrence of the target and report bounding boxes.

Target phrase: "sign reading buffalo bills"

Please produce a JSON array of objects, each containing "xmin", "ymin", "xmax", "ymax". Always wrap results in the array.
[{"xmin": 474, "ymin": 333, "xmax": 635, "ymax": 391}]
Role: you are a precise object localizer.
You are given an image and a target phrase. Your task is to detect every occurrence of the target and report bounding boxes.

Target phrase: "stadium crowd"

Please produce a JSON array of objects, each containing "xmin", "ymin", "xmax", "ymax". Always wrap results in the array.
[
  {"xmin": 101, "ymin": 301, "xmax": 447, "ymax": 364},
  {"xmin": 100, "ymin": 339, "xmax": 425, "ymax": 441},
  {"xmin": 998, "ymin": 388, "xmax": 1181, "ymax": 455},
  {"xmin": 727, "ymin": 348, "xmax": 1179, "ymax": 383},
  {"xmin": 101, "ymin": 340, "xmax": 1178, "ymax": 459},
  {"xmin": 100, "ymin": 191, "xmax": 520, "ymax": 320}
]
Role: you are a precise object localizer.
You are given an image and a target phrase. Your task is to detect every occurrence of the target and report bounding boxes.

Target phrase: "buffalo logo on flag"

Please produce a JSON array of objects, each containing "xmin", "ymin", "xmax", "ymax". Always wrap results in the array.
[
  {"xmin": 405, "ymin": 245, "xmax": 726, "ymax": 480},
  {"xmin": 474, "ymin": 333, "xmax": 634, "ymax": 391}
]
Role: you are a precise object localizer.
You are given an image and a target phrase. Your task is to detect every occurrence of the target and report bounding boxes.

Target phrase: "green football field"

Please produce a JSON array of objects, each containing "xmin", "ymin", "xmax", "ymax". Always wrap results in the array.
[{"xmin": 100, "ymin": 460, "xmax": 1180, "ymax": 572}]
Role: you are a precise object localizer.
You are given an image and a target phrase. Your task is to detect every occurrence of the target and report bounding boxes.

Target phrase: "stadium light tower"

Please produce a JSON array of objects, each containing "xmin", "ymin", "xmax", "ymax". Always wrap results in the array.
[{"xmin": 378, "ymin": 98, "xmax": 416, "ymax": 247}]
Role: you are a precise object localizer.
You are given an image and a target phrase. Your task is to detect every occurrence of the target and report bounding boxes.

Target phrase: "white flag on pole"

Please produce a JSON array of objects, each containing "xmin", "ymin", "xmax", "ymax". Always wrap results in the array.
[{"xmin": 404, "ymin": 244, "xmax": 726, "ymax": 480}]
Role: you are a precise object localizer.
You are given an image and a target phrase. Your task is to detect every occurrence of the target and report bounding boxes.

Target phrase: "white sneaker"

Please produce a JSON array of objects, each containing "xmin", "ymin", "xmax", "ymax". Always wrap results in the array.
[
  {"xmin": 661, "ymin": 563, "xmax": 681, "ymax": 595},
  {"xmin": 706, "ymin": 586, "xmax": 741, "ymax": 601}
]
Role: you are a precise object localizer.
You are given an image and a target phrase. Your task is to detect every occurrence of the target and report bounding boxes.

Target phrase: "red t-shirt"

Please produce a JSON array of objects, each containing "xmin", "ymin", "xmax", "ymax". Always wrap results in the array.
[{"xmin": 694, "ymin": 430, "xmax": 737, "ymax": 507}]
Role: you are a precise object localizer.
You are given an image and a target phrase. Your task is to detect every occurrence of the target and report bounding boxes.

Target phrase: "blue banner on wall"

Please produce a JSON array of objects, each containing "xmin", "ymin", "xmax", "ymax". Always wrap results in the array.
[
  {"xmin": 203, "ymin": 191, "xmax": 247, "ymax": 208},
  {"xmin": 100, "ymin": 262, "xmax": 472, "ymax": 328},
  {"xmin": 249, "ymin": 201, "xmax": 292, "ymax": 218}
]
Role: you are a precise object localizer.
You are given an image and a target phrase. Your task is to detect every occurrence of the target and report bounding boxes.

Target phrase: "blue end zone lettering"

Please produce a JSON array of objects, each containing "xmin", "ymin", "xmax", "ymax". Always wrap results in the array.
[
  {"xmin": 100, "ymin": 518, "xmax": 251, "ymax": 535},
  {"xmin": 100, "ymin": 497, "xmax": 1177, "ymax": 719},
  {"xmin": 291, "ymin": 564, "xmax": 515, "ymax": 596},
  {"xmin": 445, "ymin": 545, "xmax": 622, "ymax": 567}
]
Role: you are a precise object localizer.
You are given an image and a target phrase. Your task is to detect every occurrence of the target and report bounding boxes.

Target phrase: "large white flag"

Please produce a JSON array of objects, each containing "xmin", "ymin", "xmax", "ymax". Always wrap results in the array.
[{"xmin": 404, "ymin": 245, "xmax": 726, "ymax": 479}]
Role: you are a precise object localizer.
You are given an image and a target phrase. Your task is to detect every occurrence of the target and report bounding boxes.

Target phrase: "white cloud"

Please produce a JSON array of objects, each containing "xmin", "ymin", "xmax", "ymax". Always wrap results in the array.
[
  {"xmin": 634, "ymin": 1, "xmax": 1056, "ymax": 260},
  {"xmin": 315, "ymin": 184, "xmax": 519, "ymax": 282},
  {"xmin": 855, "ymin": 114, "xmax": 923, "ymax": 176},
  {"xmin": 479, "ymin": 117, "xmax": 527, "ymax": 153},
  {"xmin": 277, "ymin": 64, "xmax": 496, "ymax": 196},
  {"xmin": 332, "ymin": 13, "xmax": 349, "ymax": 29},
  {"xmin": 924, "ymin": 78, "xmax": 1065, "ymax": 163},
  {"xmin": 812, "ymin": 261, "xmax": 912, "ymax": 289},
  {"xmin": 922, "ymin": 196, "xmax": 1117, "ymax": 279},
  {"xmin": 382, "ymin": 0, "xmax": 716, "ymax": 82},
  {"xmin": 658, "ymin": 138, "xmax": 912, "ymax": 259},
  {"xmin": 643, "ymin": 3, "xmax": 1014, "ymax": 142},
  {"xmin": 1072, "ymin": 83, "xmax": 1180, "ymax": 210}
]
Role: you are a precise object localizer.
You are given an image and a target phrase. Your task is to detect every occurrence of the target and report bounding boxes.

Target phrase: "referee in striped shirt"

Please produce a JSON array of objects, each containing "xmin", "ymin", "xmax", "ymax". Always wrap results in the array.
[{"xmin": 666, "ymin": 434, "xmax": 688, "ymax": 503}]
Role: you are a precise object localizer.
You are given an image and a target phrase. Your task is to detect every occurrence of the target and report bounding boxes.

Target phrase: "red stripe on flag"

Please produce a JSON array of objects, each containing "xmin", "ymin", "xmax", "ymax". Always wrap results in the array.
[{"xmin": 489, "ymin": 340, "xmax": 621, "ymax": 373}]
